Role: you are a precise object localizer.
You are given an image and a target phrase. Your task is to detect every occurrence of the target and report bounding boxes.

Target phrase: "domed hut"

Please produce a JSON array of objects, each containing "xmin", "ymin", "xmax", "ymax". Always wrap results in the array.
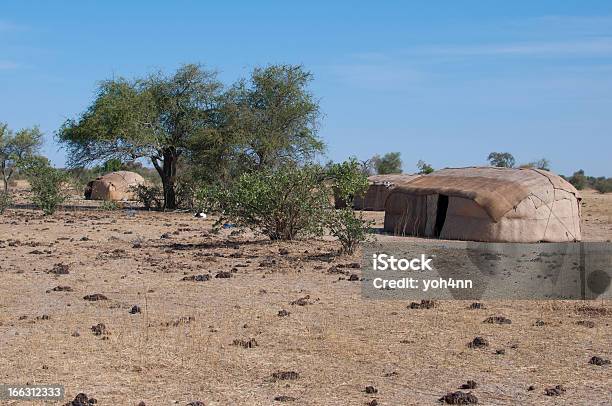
[
  {"xmin": 85, "ymin": 171, "xmax": 145, "ymax": 201},
  {"xmin": 384, "ymin": 167, "xmax": 581, "ymax": 242},
  {"xmin": 353, "ymin": 174, "xmax": 421, "ymax": 210}
]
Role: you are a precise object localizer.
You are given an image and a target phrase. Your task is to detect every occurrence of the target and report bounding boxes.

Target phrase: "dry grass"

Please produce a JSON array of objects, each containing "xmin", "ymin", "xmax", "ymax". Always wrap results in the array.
[{"xmin": 0, "ymin": 191, "xmax": 611, "ymax": 405}]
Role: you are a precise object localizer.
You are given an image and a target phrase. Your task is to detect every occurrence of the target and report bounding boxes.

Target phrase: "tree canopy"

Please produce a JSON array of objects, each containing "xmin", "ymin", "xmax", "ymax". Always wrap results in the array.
[
  {"xmin": 416, "ymin": 160, "xmax": 434, "ymax": 174},
  {"xmin": 487, "ymin": 152, "xmax": 515, "ymax": 168},
  {"xmin": 372, "ymin": 152, "xmax": 403, "ymax": 174},
  {"xmin": 0, "ymin": 123, "xmax": 44, "ymax": 191},
  {"xmin": 224, "ymin": 65, "xmax": 324, "ymax": 170},
  {"xmin": 58, "ymin": 64, "xmax": 224, "ymax": 209},
  {"xmin": 58, "ymin": 64, "xmax": 324, "ymax": 209}
]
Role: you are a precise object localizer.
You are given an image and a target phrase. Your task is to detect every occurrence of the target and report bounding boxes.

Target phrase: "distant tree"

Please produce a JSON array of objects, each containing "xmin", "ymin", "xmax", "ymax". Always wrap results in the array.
[
  {"xmin": 487, "ymin": 152, "xmax": 515, "ymax": 168},
  {"xmin": 58, "ymin": 64, "xmax": 224, "ymax": 210},
  {"xmin": 0, "ymin": 123, "xmax": 44, "ymax": 192},
  {"xmin": 372, "ymin": 152, "xmax": 402, "ymax": 174},
  {"xmin": 593, "ymin": 177, "xmax": 612, "ymax": 194},
  {"xmin": 416, "ymin": 160, "xmax": 434, "ymax": 174},
  {"xmin": 568, "ymin": 169, "xmax": 587, "ymax": 190},
  {"xmin": 102, "ymin": 158, "xmax": 123, "ymax": 173},
  {"xmin": 520, "ymin": 158, "xmax": 551, "ymax": 171},
  {"xmin": 19, "ymin": 156, "xmax": 67, "ymax": 215},
  {"xmin": 221, "ymin": 65, "xmax": 323, "ymax": 170},
  {"xmin": 358, "ymin": 159, "xmax": 374, "ymax": 176},
  {"xmin": 535, "ymin": 158, "xmax": 551, "ymax": 171},
  {"xmin": 326, "ymin": 157, "xmax": 370, "ymax": 207}
]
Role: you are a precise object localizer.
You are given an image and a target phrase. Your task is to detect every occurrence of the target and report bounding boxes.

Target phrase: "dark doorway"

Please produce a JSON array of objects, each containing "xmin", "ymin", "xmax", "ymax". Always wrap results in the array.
[{"xmin": 434, "ymin": 194, "xmax": 448, "ymax": 238}]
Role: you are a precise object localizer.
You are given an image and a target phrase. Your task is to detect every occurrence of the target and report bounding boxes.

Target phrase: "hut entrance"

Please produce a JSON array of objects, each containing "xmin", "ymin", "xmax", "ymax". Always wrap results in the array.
[{"xmin": 434, "ymin": 194, "xmax": 448, "ymax": 237}]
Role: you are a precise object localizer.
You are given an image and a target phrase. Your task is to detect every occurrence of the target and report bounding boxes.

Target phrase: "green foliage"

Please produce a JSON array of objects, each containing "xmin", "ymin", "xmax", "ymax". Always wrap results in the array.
[
  {"xmin": 324, "ymin": 159, "xmax": 373, "ymax": 254},
  {"xmin": 130, "ymin": 184, "xmax": 164, "ymax": 210},
  {"xmin": 0, "ymin": 191, "xmax": 12, "ymax": 214},
  {"xmin": 566, "ymin": 170, "xmax": 612, "ymax": 193},
  {"xmin": 372, "ymin": 152, "xmax": 402, "ymax": 174},
  {"xmin": 0, "ymin": 123, "xmax": 44, "ymax": 191},
  {"xmin": 174, "ymin": 175, "xmax": 198, "ymax": 210},
  {"xmin": 197, "ymin": 165, "xmax": 328, "ymax": 240},
  {"xmin": 99, "ymin": 200, "xmax": 120, "ymax": 211},
  {"xmin": 416, "ymin": 160, "xmax": 434, "ymax": 174},
  {"xmin": 326, "ymin": 158, "xmax": 369, "ymax": 207},
  {"xmin": 325, "ymin": 208, "xmax": 373, "ymax": 255},
  {"xmin": 59, "ymin": 64, "xmax": 325, "ymax": 209},
  {"xmin": 487, "ymin": 152, "xmax": 515, "ymax": 168},
  {"xmin": 593, "ymin": 177, "xmax": 612, "ymax": 194},
  {"xmin": 520, "ymin": 158, "xmax": 551, "ymax": 171},
  {"xmin": 58, "ymin": 64, "xmax": 225, "ymax": 209},
  {"xmin": 102, "ymin": 158, "xmax": 123, "ymax": 173},
  {"xmin": 224, "ymin": 65, "xmax": 324, "ymax": 170},
  {"xmin": 568, "ymin": 170, "xmax": 587, "ymax": 190},
  {"xmin": 197, "ymin": 161, "xmax": 372, "ymax": 252},
  {"xmin": 20, "ymin": 159, "xmax": 67, "ymax": 215}
]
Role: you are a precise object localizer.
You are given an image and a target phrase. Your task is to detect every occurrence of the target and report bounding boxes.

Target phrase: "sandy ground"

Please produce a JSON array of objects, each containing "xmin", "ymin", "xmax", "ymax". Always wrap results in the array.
[{"xmin": 0, "ymin": 190, "xmax": 611, "ymax": 405}]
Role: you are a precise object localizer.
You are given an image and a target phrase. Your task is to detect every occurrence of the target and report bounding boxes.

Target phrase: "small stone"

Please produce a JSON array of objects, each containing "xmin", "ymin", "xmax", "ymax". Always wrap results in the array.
[
  {"xmin": 439, "ymin": 391, "xmax": 478, "ymax": 404},
  {"xmin": 409, "ymin": 299, "xmax": 435, "ymax": 309},
  {"xmin": 272, "ymin": 371, "xmax": 299, "ymax": 381},
  {"xmin": 460, "ymin": 380, "xmax": 477, "ymax": 389},
  {"xmin": 483, "ymin": 315, "xmax": 512, "ymax": 324},
  {"xmin": 91, "ymin": 323, "xmax": 108, "ymax": 336},
  {"xmin": 83, "ymin": 293, "xmax": 108, "ymax": 301},
  {"xmin": 544, "ymin": 385, "xmax": 565, "ymax": 396},
  {"xmin": 588, "ymin": 356, "xmax": 610, "ymax": 366},
  {"xmin": 468, "ymin": 337, "xmax": 488, "ymax": 349},
  {"xmin": 273, "ymin": 395, "xmax": 295, "ymax": 402}
]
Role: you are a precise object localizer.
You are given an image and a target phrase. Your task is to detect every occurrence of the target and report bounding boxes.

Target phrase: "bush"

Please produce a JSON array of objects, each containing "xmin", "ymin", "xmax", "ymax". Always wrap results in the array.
[
  {"xmin": 99, "ymin": 200, "xmax": 121, "ymax": 211},
  {"xmin": 198, "ymin": 161, "xmax": 374, "ymax": 253},
  {"xmin": 175, "ymin": 177, "xmax": 198, "ymax": 210},
  {"xmin": 325, "ymin": 159, "xmax": 372, "ymax": 253},
  {"xmin": 326, "ymin": 158, "xmax": 369, "ymax": 208},
  {"xmin": 416, "ymin": 160, "xmax": 434, "ymax": 174},
  {"xmin": 593, "ymin": 178, "xmax": 612, "ymax": 194},
  {"xmin": 22, "ymin": 160, "xmax": 67, "ymax": 215},
  {"xmin": 198, "ymin": 165, "xmax": 329, "ymax": 240},
  {"xmin": 130, "ymin": 184, "xmax": 163, "ymax": 210},
  {"xmin": 0, "ymin": 191, "xmax": 12, "ymax": 214},
  {"xmin": 326, "ymin": 208, "xmax": 373, "ymax": 254},
  {"xmin": 568, "ymin": 170, "xmax": 587, "ymax": 190}
]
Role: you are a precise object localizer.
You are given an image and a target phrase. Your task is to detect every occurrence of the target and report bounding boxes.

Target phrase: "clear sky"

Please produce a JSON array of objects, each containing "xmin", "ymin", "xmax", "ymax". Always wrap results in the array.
[{"xmin": 1, "ymin": 1, "xmax": 611, "ymax": 176}]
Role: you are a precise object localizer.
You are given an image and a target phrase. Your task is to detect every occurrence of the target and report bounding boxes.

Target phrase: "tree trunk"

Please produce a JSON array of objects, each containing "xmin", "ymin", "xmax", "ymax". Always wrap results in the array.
[
  {"xmin": 152, "ymin": 148, "xmax": 178, "ymax": 210},
  {"xmin": 1, "ymin": 162, "xmax": 8, "ymax": 192}
]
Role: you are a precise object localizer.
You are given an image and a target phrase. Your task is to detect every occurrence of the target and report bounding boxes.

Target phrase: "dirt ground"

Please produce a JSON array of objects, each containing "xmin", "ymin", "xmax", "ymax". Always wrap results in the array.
[{"xmin": 0, "ymin": 190, "xmax": 611, "ymax": 405}]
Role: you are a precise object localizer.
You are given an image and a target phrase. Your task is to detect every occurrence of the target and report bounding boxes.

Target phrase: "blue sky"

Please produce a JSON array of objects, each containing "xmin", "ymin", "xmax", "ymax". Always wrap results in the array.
[{"xmin": 1, "ymin": 1, "xmax": 611, "ymax": 176}]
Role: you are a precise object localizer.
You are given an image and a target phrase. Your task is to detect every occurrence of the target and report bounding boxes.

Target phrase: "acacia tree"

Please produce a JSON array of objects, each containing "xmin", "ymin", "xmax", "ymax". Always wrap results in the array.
[
  {"xmin": 58, "ymin": 64, "xmax": 224, "ymax": 209},
  {"xmin": 371, "ymin": 152, "xmax": 402, "ymax": 174},
  {"xmin": 0, "ymin": 123, "xmax": 44, "ymax": 192},
  {"xmin": 487, "ymin": 152, "xmax": 515, "ymax": 168},
  {"xmin": 225, "ymin": 65, "xmax": 324, "ymax": 170}
]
